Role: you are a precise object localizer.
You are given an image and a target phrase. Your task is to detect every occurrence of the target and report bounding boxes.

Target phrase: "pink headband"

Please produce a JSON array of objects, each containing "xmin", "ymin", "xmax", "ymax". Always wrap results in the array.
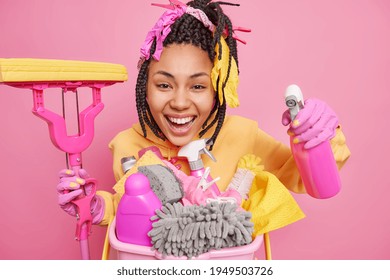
[
  {"xmin": 139, "ymin": 0, "xmax": 251, "ymax": 109},
  {"xmin": 140, "ymin": 0, "xmax": 215, "ymax": 62}
]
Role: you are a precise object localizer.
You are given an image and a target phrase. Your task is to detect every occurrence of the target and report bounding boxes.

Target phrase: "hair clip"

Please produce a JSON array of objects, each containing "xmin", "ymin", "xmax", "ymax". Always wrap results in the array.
[
  {"xmin": 151, "ymin": 0, "xmax": 186, "ymax": 10},
  {"xmin": 234, "ymin": 26, "xmax": 252, "ymax": 33},
  {"xmin": 196, "ymin": 167, "xmax": 221, "ymax": 191},
  {"xmin": 224, "ymin": 25, "xmax": 252, "ymax": 45},
  {"xmin": 232, "ymin": 35, "xmax": 247, "ymax": 45}
]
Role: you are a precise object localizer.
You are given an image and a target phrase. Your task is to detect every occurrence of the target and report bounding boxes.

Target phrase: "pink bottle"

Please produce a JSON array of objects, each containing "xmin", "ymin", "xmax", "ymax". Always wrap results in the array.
[
  {"xmin": 285, "ymin": 84, "xmax": 341, "ymax": 199},
  {"xmin": 115, "ymin": 172, "xmax": 162, "ymax": 246}
]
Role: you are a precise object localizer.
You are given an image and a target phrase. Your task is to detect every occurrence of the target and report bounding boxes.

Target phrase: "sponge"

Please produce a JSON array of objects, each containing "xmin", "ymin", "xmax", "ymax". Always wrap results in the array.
[{"xmin": 138, "ymin": 164, "xmax": 184, "ymax": 205}]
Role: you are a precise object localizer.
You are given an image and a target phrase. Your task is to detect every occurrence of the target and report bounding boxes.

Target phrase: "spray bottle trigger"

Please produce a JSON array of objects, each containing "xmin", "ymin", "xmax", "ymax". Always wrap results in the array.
[
  {"xmin": 201, "ymin": 147, "xmax": 216, "ymax": 162},
  {"xmin": 201, "ymin": 138, "xmax": 216, "ymax": 162}
]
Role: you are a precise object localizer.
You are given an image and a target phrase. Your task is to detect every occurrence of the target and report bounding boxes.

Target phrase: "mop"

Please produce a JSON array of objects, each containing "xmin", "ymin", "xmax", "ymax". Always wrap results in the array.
[
  {"xmin": 0, "ymin": 58, "xmax": 127, "ymax": 259},
  {"xmin": 148, "ymin": 201, "xmax": 254, "ymax": 258}
]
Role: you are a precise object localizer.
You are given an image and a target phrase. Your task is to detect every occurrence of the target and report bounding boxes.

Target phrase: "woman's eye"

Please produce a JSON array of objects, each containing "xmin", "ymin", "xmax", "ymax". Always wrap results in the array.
[
  {"xmin": 157, "ymin": 83, "xmax": 170, "ymax": 89},
  {"xmin": 193, "ymin": 84, "xmax": 205, "ymax": 90}
]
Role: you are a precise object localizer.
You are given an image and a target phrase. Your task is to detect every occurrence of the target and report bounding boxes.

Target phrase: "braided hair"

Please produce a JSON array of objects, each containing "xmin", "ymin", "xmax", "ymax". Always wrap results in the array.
[{"xmin": 135, "ymin": 0, "xmax": 240, "ymax": 149}]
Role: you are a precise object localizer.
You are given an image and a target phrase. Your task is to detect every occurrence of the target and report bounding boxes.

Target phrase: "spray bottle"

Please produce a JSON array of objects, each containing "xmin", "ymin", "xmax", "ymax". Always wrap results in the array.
[
  {"xmin": 115, "ymin": 172, "xmax": 162, "ymax": 246},
  {"xmin": 178, "ymin": 139, "xmax": 221, "ymax": 195},
  {"xmin": 285, "ymin": 84, "xmax": 341, "ymax": 199}
]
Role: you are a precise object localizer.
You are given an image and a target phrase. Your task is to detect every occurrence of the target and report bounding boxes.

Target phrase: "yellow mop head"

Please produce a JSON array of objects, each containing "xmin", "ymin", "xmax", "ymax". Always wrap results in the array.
[{"xmin": 0, "ymin": 58, "xmax": 127, "ymax": 82}]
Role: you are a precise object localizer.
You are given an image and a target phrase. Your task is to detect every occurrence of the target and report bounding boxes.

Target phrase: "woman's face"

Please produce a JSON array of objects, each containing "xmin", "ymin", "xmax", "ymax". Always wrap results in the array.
[{"xmin": 146, "ymin": 43, "xmax": 215, "ymax": 147}]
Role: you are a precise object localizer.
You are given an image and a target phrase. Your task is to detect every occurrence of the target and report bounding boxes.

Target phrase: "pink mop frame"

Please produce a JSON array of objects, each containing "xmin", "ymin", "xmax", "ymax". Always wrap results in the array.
[{"xmin": 2, "ymin": 80, "xmax": 122, "ymax": 260}]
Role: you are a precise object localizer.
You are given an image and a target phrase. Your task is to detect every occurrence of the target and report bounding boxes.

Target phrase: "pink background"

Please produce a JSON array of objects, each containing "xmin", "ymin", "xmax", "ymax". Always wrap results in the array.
[{"xmin": 0, "ymin": 0, "xmax": 389, "ymax": 260}]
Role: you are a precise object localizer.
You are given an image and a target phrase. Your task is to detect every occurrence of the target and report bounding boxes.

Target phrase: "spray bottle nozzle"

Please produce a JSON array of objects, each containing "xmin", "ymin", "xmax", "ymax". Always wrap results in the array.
[
  {"xmin": 178, "ymin": 138, "xmax": 216, "ymax": 170},
  {"xmin": 201, "ymin": 139, "xmax": 216, "ymax": 162},
  {"xmin": 285, "ymin": 84, "xmax": 304, "ymax": 121}
]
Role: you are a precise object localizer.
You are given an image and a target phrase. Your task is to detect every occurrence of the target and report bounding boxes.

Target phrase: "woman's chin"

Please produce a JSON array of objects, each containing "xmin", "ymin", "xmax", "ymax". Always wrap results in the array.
[{"xmin": 166, "ymin": 134, "xmax": 197, "ymax": 147}]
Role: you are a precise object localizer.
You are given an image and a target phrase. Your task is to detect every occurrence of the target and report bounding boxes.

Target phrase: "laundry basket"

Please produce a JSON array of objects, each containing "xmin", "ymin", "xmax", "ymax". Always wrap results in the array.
[{"xmin": 108, "ymin": 217, "xmax": 263, "ymax": 260}]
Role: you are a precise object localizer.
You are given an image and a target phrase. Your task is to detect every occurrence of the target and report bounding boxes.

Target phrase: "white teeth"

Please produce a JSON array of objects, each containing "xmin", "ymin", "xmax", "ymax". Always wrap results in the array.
[{"xmin": 168, "ymin": 116, "xmax": 193, "ymax": 124}]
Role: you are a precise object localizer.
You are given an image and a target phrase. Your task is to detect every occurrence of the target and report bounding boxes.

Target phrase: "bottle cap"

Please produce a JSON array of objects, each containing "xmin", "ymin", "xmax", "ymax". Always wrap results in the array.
[
  {"xmin": 124, "ymin": 173, "xmax": 151, "ymax": 196},
  {"xmin": 121, "ymin": 156, "xmax": 136, "ymax": 173}
]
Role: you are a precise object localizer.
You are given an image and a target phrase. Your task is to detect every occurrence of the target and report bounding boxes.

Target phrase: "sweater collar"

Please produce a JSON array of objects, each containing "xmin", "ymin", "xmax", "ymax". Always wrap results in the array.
[{"xmin": 132, "ymin": 120, "xmax": 218, "ymax": 159}]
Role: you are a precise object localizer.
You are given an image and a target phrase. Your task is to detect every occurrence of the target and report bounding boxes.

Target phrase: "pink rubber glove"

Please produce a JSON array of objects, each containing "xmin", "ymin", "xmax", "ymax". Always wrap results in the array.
[
  {"xmin": 56, "ymin": 169, "xmax": 104, "ymax": 224},
  {"xmin": 282, "ymin": 98, "xmax": 339, "ymax": 149}
]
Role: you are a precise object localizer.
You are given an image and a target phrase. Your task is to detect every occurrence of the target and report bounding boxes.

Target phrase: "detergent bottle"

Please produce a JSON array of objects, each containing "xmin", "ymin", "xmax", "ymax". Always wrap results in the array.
[
  {"xmin": 285, "ymin": 84, "xmax": 341, "ymax": 199},
  {"xmin": 115, "ymin": 172, "xmax": 162, "ymax": 246}
]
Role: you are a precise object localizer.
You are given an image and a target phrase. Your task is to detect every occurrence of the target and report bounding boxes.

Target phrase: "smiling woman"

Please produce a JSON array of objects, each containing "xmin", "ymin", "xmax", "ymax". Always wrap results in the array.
[
  {"xmin": 6, "ymin": 0, "xmax": 386, "ymax": 261},
  {"xmin": 146, "ymin": 44, "xmax": 215, "ymax": 147},
  {"xmin": 49, "ymin": 0, "xmax": 352, "ymax": 261}
]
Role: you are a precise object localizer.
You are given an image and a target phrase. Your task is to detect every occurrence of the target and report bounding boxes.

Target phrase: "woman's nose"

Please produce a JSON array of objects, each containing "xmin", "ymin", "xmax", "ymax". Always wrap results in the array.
[{"xmin": 169, "ymin": 88, "xmax": 191, "ymax": 110}]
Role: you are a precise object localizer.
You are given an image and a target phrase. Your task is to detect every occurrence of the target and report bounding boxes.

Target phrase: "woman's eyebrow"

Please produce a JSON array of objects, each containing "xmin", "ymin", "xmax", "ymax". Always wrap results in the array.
[
  {"xmin": 153, "ymin": 71, "xmax": 210, "ymax": 79},
  {"xmin": 190, "ymin": 72, "xmax": 210, "ymax": 79},
  {"xmin": 153, "ymin": 70, "xmax": 174, "ymax": 78}
]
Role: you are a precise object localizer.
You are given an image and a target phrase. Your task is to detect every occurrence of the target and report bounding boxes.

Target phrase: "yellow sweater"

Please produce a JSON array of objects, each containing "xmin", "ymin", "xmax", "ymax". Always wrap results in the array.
[{"xmin": 97, "ymin": 115, "xmax": 350, "ymax": 226}]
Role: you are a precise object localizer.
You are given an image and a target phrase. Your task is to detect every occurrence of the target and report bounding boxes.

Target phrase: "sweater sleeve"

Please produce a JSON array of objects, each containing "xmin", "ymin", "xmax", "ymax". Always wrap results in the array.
[
  {"xmin": 251, "ymin": 128, "xmax": 304, "ymax": 193},
  {"xmin": 330, "ymin": 126, "xmax": 351, "ymax": 169}
]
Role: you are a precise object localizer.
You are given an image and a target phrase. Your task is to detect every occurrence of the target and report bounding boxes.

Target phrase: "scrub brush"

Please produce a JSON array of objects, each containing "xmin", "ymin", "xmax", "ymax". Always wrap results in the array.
[
  {"xmin": 226, "ymin": 154, "xmax": 273, "ymax": 260},
  {"xmin": 227, "ymin": 154, "xmax": 264, "ymax": 199}
]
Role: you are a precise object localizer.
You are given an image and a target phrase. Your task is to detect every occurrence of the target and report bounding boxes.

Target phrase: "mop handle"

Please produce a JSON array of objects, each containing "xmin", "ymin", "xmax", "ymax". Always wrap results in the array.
[
  {"xmin": 69, "ymin": 166, "xmax": 97, "ymax": 260},
  {"xmin": 32, "ymin": 84, "xmax": 100, "ymax": 240},
  {"xmin": 31, "ymin": 84, "xmax": 103, "ymax": 260},
  {"xmin": 71, "ymin": 178, "xmax": 97, "ymax": 240}
]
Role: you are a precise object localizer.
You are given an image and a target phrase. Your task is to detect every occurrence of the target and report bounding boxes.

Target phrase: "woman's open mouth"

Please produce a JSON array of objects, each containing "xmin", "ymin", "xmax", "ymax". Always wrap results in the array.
[{"xmin": 166, "ymin": 116, "xmax": 196, "ymax": 134}]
